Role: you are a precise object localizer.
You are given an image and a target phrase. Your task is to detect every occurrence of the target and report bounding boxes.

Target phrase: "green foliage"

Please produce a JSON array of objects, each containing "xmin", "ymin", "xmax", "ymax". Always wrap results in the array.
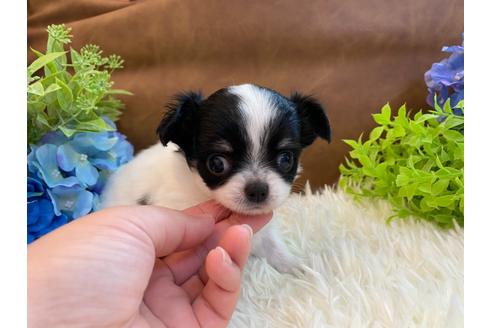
[
  {"xmin": 339, "ymin": 100, "xmax": 464, "ymax": 228},
  {"xmin": 27, "ymin": 24, "xmax": 132, "ymax": 144}
]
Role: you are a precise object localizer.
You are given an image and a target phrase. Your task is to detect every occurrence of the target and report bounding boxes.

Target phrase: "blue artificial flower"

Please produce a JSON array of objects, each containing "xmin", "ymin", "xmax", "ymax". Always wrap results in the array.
[
  {"xmin": 27, "ymin": 173, "xmax": 68, "ymax": 243},
  {"xmin": 424, "ymin": 35, "xmax": 464, "ymax": 111},
  {"xmin": 27, "ymin": 120, "xmax": 134, "ymax": 242},
  {"xmin": 28, "ymin": 144, "xmax": 79, "ymax": 188}
]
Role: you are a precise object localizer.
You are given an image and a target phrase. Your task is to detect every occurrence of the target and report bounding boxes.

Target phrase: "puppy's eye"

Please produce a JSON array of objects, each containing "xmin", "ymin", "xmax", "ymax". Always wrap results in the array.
[
  {"xmin": 277, "ymin": 151, "xmax": 294, "ymax": 172},
  {"xmin": 206, "ymin": 154, "xmax": 231, "ymax": 175}
]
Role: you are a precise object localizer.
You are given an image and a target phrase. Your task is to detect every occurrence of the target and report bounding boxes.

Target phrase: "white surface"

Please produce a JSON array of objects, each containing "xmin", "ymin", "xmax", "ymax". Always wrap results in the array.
[{"xmin": 231, "ymin": 185, "xmax": 464, "ymax": 327}]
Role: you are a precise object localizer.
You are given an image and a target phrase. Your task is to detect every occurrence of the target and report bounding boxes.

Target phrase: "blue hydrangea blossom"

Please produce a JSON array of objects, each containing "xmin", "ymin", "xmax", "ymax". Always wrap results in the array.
[
  {"xmin": 27, "ymin": 173, "xmax": 68, "ymax": 243},
  {"xmin": 27, "ymin": 124, "xmax": 133, "ymax": 243},
  {"xmin": 424, "ymin": 36, "xmax": 464, "ymax": 111}
]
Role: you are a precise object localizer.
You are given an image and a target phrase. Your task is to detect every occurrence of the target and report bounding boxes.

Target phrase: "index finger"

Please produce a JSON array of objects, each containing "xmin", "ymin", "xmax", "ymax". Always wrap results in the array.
[
  {"xmin": 183, "ymin": 200, "xmax": 273, "ymax": 232},
  {"xmin": 183, "ymin": 200, "xmax": 232, "ymax": 223}
]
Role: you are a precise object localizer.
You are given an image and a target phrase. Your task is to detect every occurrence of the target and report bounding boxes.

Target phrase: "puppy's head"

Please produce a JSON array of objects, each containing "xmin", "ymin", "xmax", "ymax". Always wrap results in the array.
[{"xmin": 157, "ymin": 84, "xmax": 331, "ymax": 214}]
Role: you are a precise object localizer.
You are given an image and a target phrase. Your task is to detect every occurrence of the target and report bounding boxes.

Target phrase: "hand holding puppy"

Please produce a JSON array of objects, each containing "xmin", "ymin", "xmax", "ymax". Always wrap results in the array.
[{"xmin": 28, "ymin": 201, "xmax": 272, "ymax": 328}]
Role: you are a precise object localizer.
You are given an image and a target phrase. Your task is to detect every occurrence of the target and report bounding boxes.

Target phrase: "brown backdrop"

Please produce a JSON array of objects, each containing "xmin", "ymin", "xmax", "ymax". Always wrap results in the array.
[{"xmin": 28, "ymin": 0, "xmax": 464, "ymax": 190}]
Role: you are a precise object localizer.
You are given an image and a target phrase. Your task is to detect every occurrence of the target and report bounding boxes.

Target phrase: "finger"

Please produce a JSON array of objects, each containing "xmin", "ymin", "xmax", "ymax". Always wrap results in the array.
[
  {"xmin": 181, "ymin": 274, "xmax": 204, "ymax": 301},
  {"xmin": 220, "ymin": 211, "xmax": 273, "ymax": 233},
  {"xmin": 94, "ymin": 206, "xmax": 215, "ymax": 258},
  {"xmin": 193, "ymin": 225, "xmax": 252, "ymax": 327},
  {"xmin": 164, "ymin": 219, "xmax": 229, "ymax": 284},
  {"xmin": 206, "ymin": 247, "xmax": 241, "ymax": 291},
  {"xmin": 183, "ymin": 200, "xmax": 232, "ymax": 222},
  {"xmin": 165, "ymin": 211, "xmax": 271, "ymax": 284}
]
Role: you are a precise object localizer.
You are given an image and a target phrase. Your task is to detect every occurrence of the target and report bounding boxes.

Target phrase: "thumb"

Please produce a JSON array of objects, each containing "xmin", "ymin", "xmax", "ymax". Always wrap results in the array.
[{"xmin": 90, "ymin": 205, "xmax": 216, "ymax": 258}]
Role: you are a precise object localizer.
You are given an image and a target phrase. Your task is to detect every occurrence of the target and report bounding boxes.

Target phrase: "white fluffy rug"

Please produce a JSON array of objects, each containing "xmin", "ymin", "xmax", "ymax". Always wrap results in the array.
[{"xmin": 231, "ymin": 185, "xmax": 464, "ymax": 328}]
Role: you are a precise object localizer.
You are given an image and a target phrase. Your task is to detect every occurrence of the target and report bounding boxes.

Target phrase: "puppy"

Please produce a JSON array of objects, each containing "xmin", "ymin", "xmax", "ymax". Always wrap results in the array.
[{"xmin": 101, "ymin": 83, "xmax": 331, "ymax": 273}]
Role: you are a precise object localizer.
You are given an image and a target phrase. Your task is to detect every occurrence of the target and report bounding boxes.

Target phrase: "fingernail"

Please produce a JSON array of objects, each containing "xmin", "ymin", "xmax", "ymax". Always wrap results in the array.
[
  {"xmin": 241, "ymin": 224, "xmax": 253, "ymax": 238},
  {"xmin": 216, "ymin": 246, "xmax": 232, "ymax": 265}
]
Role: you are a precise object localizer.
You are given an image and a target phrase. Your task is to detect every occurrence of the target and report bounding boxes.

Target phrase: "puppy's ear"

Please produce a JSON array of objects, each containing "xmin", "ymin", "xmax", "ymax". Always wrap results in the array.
[
  {"xmin": 290, "ymin": 92, "xmax": 331, "ymax": 146},
  {"xmin": 156, "ymin": 91, "xmax": 203, "ymax": 156}
]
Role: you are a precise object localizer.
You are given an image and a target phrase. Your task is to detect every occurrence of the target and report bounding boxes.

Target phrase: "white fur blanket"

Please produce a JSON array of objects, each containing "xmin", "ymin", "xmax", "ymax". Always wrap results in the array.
[{"xmin": 231, "ymin": 186, "xmax": 464, "ymax": 327}]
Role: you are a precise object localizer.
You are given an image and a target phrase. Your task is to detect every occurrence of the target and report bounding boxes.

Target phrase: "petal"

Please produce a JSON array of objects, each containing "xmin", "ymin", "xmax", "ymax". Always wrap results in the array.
[
  {"xmin": 39, "ymin": 131, "xmax": 69, "ymax": 146},
  {"xmin": 427, "ymin": 62, "xmax": 456, "ymax": 86},
  {"xmin": 47, "ymin": 186, "xmax": 79, "ymax": 217},
  {"xmin": 90, "ymin": 170, "xmax": 110, "ymax": 194},
  {"xmin": 426, "ymin": 91, "xmax": 436, "ymax": 108},
  {"xmin": 28, "ymin": 199, "xmax": 55, "ymax": 232},
  {"xmin": 91, "ymin": 155, "xmax": 119, "ymax": 171},
  {"xmin": 47, "ymin": 186, "xmax": 94, "ymax": 219},
  {"xmin": 75, "ymin": 161, "xmax": 99, "ymax": 187},
  {"xmin": 447, "ymin": 53, "xmax": 464, "ymax": 71},
  {"xmin": 57, "ymin": 144, "xmax": 80, "ymax": 172},
  {"xmin": 450, "ymin": 90, "xmax": 464, "ymax": 108},
  {"xmin": 27, "ymin": 176, "xmax": 45, "ymax": 198},
  {"xmin": 38, "ymin": 214, "xmax": 68, "ymax": 236},
  {"xmin": 35, "ymin": 145, "xmax": 79, "ymax": 188},
  {"xmin": 442, "ymin": 45, "xmax": 464, "ymax": 54},
  {"xmin": 92, "ymin": 193, "xmax": 101, "ymax": 212},
  {"xmin": 72, "ymin": 132, "xmax": 119, "ymax": 154},
  {"xmin": 27, "ymin": 201, "xmax": 40, "ymax": 225},
  {"xmin": 114, "ymin": 137, "xmax": 134, "ymax": 165},
  {"xmin": 27, "ymin": 148, "xmax": 40, "ymax": 174},
  {"xmin": 73, "ymin": 190, "xmax": 94, "ymax": 219}
]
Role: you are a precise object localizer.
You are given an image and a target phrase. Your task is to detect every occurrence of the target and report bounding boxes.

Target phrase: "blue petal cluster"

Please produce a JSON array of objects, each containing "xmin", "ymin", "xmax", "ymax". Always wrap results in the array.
[
  {"xmin": 27, "ymin": 124, "xmax": 133, "ymax": 243},
  {"xmin": 424, "ymin": 35, "xmax": 464, "ymax": 112}
]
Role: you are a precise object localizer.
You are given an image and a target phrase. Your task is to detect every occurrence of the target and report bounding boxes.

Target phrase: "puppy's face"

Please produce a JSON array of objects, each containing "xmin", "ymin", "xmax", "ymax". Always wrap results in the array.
[{"xmin": 157, "ymin": 84, "xmax": 331, "ymax": 215}]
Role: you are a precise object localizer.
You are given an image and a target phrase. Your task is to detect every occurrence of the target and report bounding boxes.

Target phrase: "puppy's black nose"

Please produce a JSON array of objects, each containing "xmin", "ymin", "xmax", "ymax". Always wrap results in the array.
[{"xmin": 244, "ymin": 182, "xmax": 269, "ymax": 203}]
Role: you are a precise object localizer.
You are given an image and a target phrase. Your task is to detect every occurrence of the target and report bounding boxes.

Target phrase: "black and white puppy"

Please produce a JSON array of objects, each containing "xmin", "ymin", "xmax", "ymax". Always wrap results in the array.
[{"xmin": 101, "ymin": 83, "xmax": 331, "ymax": 273}]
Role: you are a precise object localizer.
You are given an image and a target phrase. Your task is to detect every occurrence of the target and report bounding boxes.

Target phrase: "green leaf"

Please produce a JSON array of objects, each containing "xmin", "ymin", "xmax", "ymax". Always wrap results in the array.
[
  {"xmin": 395, "ymin": 174, "xmax": 410, "ymax": 187},
  {"xmin": 70, "ymin": 48, "xmax": 83, "ymax": 72},
  {"xmin": 75, "ymin": 117, "xmax": 115, "ymax": 131},
  {"xmin": 431, "ymin": 179, "xmax": 449, "ymax": 195},
  {"xmin": 434, "ymin": 195, "xmax": 455, "ymax": 208},
  {"xmin": 417, "ymin": 182, "xmax": 432, "ymax": 194},
  {"xmin": 381, "ymin": 103, "xmax": 391, "ymax": 121},
  {"xmin": 343, "ymin": 139, "xmax": 360, "ymax": 149},
  {"xmin": 443, "ymin": 130, "xmax": 464, "ymax": 142},
  {"xmin": 35, "ymin": 113, "xmax": 51, "ymax": 129},
  {"xmin": 44, "ymin": 83, "xmax": 62, "ymax": 94},
  {"xmin": 393, "ymin": 124, "xmax": 405, "ymax": 138},
  {"xmin": 27, "ymin": 81, "xmax": 44, "ymax": 96},
  {"xmin": 27, "ymin": 52, "xmax": 66, "ymax": 76},
  {"xmin": 369, "ymin": 126, "xmax": 384, "ymax": 141},
  {"xmin": 59, "ymin": 125, "xmax": 77, "ymax": 137},
  {"xmin": 28, "ymin": 101, "xmax": 46, "ymax": 113},
  {"xmin": 55, "ymin": 78, "xmax": 73, "ymax": 110},
  {"xmin": 30, "ymin": 47, "xmax": 44, "ymax": 58}
]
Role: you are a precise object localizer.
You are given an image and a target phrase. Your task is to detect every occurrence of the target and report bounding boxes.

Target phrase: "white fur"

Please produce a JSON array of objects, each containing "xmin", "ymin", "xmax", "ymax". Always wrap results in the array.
[
  {"xmin": 229, "ymin": 84, "xmax": 277, "ymax": 160},
  {"xmin": 101, "ymin": 143, "xmax": 211, "ymax": 210},
  {"xmin": 231, "ymin": 185, "xmax": 464, "ymax": 327}
]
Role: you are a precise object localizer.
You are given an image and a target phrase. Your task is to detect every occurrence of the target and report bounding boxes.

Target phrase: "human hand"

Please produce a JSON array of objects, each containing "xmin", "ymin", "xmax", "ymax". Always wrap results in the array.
[{"xmin": 28, "ymin": 201, "xmax": 272, "ymax": 327}]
